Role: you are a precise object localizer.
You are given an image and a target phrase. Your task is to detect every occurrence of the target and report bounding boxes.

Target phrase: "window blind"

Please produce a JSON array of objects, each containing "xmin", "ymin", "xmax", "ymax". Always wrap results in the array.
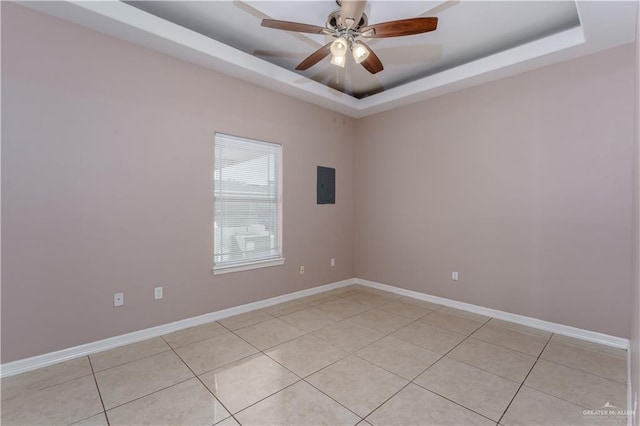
[{"xmin": 214, "ymin": 133, "xmax": 282, "ymax": 268}]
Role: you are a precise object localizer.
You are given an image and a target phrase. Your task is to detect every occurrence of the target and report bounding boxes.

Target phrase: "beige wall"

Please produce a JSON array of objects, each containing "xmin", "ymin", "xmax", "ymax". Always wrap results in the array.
[
  {"xmin": 1, "ymin": 3, "xmax": 356, "ymax": 362},
  {"xmin": 355, "ymin": 44, "xmax": 635, "ymax": 338}
]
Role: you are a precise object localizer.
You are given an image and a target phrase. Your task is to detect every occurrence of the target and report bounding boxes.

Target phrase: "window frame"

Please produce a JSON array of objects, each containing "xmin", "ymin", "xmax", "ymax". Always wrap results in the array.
[{"xmin": 212, "ymin": 133, "xmax": 284, "ymax": 275}]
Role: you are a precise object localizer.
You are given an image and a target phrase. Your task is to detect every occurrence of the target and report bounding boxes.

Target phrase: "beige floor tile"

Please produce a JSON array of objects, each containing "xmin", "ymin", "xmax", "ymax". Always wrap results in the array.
[
  {"xmin": 200, "ymin": 353, "xmax": 299, "ymax": 414},
  {"xmin": 550, "ymin": 334, "xmax": 627, "ymax": 359},
  {"xmin": 279, "ymin": 307, "xmax": 341, "ymax": 332},
  {"xmin": 378, "ymin": 300, "xmax": 435, "ymax": 319},
  {"xmin": 525, "ymin": 360, "xmax": 627, "ymax": 409},
  {"xmin": 70, "ymin": 412, "xmax": 108, "ymax": 426},
  {"xmin": 391, "ymin": 322, "xmax": 466, "ymax": 354},
  {"xmin": 162, "ymin": 321, "xmax": 228, "ymax": 348},
  {"xmin": 350, "ymin": 309, "xmax": 413, "ymax": 334},
  {"xmin": 265, "ymin": 334, "xmax": 349, "ymax": 377},
  {"xmin": 1, "ymin": 375, "xmax": 103, "ymax": 426},
  {"xmin": 106, "ymin": 378, "xmax": 230, "ymax": 425},
  {"xmin": 487, "ymin": 319, "xmax": 552, "ymax": 338},
  {"xmin": 472, "ymin": 324, "xmax": 548, "ymax": 356},
  {"xmin": 437, "ymin": 306, "xmax": 490, "ymax": 322},
  {"xmin": 313, "ymin": 319, "xmax": 385, "ymax": 352},
  {"xmin": 234, "ymin": 318, "xmax": 305, "ymax": 350},
  {"xmin": 308, "ymin": 355, "xmax": 407, "ymax": 417},
  {"xmin": 420, "ymin": 310, "xmax": 486, "ymax": 335},
  {"xmin": 398, "ymin": 297, "xmax": 443, "ymax": 311},
  {"xmin": 175, "ymin": 332, "xmax": 258, "ymax": 375},
  {"xmin": 357, "ymin": 421, "xmax": 373, "ymax": 426},
  {"xmin": 448, "ymin": 338, "xmax": 536, "ymax": 382},
  {"xmin": 95, "ymin": 351, "xmax": 193, "ymax": 409},
  {"xmin": 297, "ymin": 293, "xmax": 339, "ymax": 306},
  {"xmin": 415, "ymin": 357, "xmax": 519, "ymax": 421},
  {"xmin": 235, "ymin": 381, "xmax": 360, "ymax": 426},
  {"xmin": 356, "ymin": 335, "xmax": 441, "ymax": 380},
  {"xmin": 343, "ymin": 291, "xmax": 396, "ymax": 307},
  {"xmin": 90, "ymin": 337, "xmax": 170, "ymax": 372},
  {"xmin": 316, "ymin": 298, "xmax": 371, "ymax": 319},
  {"xmin": 263, "ymin": 300, "xmax": 308, "ymax": 316},
  {"xmin": 501, "ymin": 386, "xmax": 602, "ymax": 426},
  {"xmin": 218, "ymin": 310, "xmax": 274, "ymax": 330},
  {"xmin": 366, "ymin": 383, "xmax": 494, "ymax": 425},
  {"xmin": 541, "ymin": 340, "xmax": 627, "ymax": 383},
  {"xmin": 1, "ymin": 356, "xmax": 92, "ymax": 401}
]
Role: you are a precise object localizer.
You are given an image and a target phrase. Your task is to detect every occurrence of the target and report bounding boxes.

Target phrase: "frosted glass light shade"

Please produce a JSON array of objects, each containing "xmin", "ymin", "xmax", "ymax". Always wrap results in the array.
[
  {"xmin": 352, "ymin": 41, "xmax": 370, "ymax": 64},
  {"xmin": 330, "ymin": 37, "xmax": 348, "ymax": 57}
]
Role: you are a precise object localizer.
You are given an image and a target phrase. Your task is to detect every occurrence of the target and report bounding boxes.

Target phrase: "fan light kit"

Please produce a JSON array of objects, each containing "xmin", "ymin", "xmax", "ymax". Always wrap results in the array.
[
  {"xmin": 261, "ymin": 0, "xmax": 439, "ymax": 74},
  {"xmin": 328, "ymin": 36, "xmax": 370, "ymax": 67}
]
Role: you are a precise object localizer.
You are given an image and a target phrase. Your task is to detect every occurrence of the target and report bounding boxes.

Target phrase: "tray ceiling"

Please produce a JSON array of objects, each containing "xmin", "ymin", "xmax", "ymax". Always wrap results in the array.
[{"xmin": 19, "ymin": 1, "xmax": 638, "ymax": 117}]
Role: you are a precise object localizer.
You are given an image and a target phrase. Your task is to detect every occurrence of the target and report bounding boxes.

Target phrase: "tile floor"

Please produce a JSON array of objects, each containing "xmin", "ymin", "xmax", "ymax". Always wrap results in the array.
[{"xmin": 1, "ymin": 285, "xmax": 629, "ymax": 425}]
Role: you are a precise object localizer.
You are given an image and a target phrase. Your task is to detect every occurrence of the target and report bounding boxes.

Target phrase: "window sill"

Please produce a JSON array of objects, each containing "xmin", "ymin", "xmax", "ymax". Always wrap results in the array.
[{"xmin": 212, "ymin": 258, "xmax": 286, "ymax": 275}]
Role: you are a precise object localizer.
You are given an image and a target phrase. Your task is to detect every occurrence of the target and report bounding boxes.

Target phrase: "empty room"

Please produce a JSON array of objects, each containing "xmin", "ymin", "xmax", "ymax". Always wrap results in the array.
[{"xmin": 2, "ymin": 1, "xmax": 639, "ymax": 425}]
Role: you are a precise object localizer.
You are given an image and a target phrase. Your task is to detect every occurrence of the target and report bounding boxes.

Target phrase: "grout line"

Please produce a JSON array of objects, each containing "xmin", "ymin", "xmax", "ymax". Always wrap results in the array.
[
  {"xmin": 496, "ymin": 332, "xmax": 554, "ymax": 425},
  {"xmin": 200, "ymin": 317, "xmax": 325, "ymax": 423},
  {"xmin": 103, "ymin": 376, "xmax": 195, "ymax": 412},
  {"xmin": 167, "ymin": 342, "xmax": 245, "ymax": 426},
  {"xmin": 225, "ymin": 290, "xmax": 412, "ymax": 422},
  {"xmin": 91, "ymin": 347, "xmax": 173, "ymax": 375},
  {"xmin": 87, "ymin": 356, "xmax": 109, "ymax": 426},
  {"xmin": 194, "ymin": 317, "xmax": 362, "ymax": 424},
  {"xmin": 537, "ymin": 356, "xmax": 628, "ymax": 385},
  {"xmin": 301, "ymin": 378, "xmax": 365, "ymax": 422},
  {"xmin": 281, "ymin": 289, "xmax": 481, "ymax": 421},
  {"xmin": 356, "ymin": 315, "xmax": 496, "ymax": 423},
  {"xmin": 0, "ymin": 371, "xmax": 96, "ymax": 404},
  {"xmin": 161, "ymin": 325, "xmax": 235, "ymax": 350}
]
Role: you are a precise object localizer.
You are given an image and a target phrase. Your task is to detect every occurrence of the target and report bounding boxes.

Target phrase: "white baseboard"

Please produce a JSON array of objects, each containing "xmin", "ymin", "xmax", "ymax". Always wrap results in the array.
[
  {"xmin": 355, "ymin": 278, "xmax": 630, "ymax": 349},
  {"xmin": 0, "ymin": 278, "xmax": 356, "ymax": 378},
  {"xmin": 1, "ymin": 276, "xmax": 630, "ymax": 379}
]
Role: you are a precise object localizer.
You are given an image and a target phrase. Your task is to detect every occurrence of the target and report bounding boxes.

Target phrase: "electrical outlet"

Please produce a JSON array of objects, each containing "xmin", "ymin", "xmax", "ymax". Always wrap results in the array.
[
  {"xmin": 330, "ymin": 258, "xmax": 335, "ymax": 267},
  {"xmin": 451, "ymin": 272, "xmax": 459, "ymax": 281},
  {"xmin": 154, "ymin": 286, "xmax": 163, "ymax": 300},
  {"xmin": 114, "ymin": 292, "xmax": 124, "ymax": 307},
  {"xmin": 299, "ymin": 266, "xmax": 305, "ymax": 275}
]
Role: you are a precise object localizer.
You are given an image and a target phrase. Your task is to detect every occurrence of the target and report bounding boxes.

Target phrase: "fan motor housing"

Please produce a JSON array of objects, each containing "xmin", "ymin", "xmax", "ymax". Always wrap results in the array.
[{"xmin": 326, "ymin": 9, "xmax": 368, "ymax": 31}]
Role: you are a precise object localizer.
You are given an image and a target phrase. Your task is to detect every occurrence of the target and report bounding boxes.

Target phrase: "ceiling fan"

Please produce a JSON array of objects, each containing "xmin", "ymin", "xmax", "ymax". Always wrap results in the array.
[{"xmin": 260, "ymin": 0, "xmax": 439, "ymax": 75}]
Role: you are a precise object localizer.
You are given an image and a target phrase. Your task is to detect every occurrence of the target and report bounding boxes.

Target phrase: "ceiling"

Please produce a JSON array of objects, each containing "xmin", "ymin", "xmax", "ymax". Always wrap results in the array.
[
  {"xmin": 20, "ymin": 1, "xmax": 638, "ymax": 118},
  {"xmin": 127, "ymin": 1, "xmax": 581, "ymax": 99}
]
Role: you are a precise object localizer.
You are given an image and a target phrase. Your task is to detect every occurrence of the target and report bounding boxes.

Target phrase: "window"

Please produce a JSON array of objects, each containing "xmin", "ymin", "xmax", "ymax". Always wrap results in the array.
[{"xmin": 213, "ymin": 133, "xmax": 283, "ymax": 274}]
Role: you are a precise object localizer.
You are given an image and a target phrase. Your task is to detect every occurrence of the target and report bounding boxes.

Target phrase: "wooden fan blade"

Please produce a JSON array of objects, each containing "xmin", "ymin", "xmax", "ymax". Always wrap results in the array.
[
  {"xmin": 262, "ymin": 19, "xmax": 326, "ymax": 34},
  {"xmin": 340, "ymin": 0, "xmax": 367, "ymax": 28},
  {"xmin": 359, "ymin": 42, "xmax": 383, "ymax": 74},
  {"xmin": 361, "ymin": 17, "xmax": 438, "ymax": 38},
  {"xmin": 295, "ymin": 43, "xmax": 332, "ymax": 71},
  {"xmin": 236, "ymin": 1, "xmax": 321, "ymax": 48}
]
